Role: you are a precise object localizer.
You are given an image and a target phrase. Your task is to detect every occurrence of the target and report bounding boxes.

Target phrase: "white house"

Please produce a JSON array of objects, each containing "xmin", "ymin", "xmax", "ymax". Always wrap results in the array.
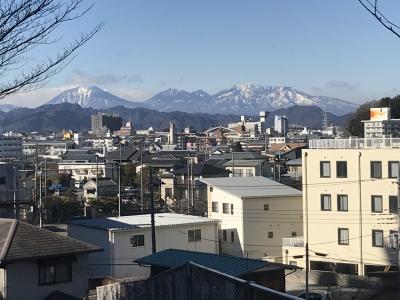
[
  {"xmin": 200, "ymin": 176, "xmax": 303, "ymax": 262},
  {"xmin": 0, "ymin": 218, "xmax": 100, "ymax": 300},
  {"xmin": 67, "ymin": 213, "xmax": 219, "ymax": 279}
]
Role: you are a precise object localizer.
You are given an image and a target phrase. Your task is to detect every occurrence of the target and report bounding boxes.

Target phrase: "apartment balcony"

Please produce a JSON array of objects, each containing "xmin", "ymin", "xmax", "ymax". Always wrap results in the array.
[
  {"xmin": 309, "ymin": 137, "xmax": 400, "ymax": 149},
  {"xmin": 282, "ymin": 236, "xmax": 304, "ymax": 248}
]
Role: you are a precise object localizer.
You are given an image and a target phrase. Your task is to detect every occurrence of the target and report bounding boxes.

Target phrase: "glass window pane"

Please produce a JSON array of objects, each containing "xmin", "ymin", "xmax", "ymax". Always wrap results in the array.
[{"xmin": 389, "ymin": 162, "xmax": 399, "ymax": 178}]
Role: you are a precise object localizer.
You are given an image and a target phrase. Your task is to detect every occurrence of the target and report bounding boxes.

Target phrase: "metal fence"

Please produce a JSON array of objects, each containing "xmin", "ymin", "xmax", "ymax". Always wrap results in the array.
[
  {"xmin": 309, "ymin": 137, "xmax": 400, "ymax": 149},
  {"xmin": 97, "ymin": 262, "xmax": 301, "ymax": 300}
]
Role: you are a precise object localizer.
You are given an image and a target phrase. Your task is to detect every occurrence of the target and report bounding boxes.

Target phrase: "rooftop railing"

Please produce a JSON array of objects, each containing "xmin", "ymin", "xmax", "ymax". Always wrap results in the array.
[
  {"xmin": 282, "ymin": 236, "xmax": 304, "ymax": 247},
  {"xmin": 309, "ymin": 137, "xmax": 400, "ymax": 149}
]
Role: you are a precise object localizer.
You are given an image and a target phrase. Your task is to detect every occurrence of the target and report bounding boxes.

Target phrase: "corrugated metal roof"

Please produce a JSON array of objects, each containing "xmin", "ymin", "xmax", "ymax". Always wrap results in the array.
[
  {"xmin": 68, "ymin": 213, "xmax": 219, "ymax": 231},
  {"xmin": 199, "ymin": 176, "xmax": 302, "ymax": 198},
  {"xmin": 135, "ymin": 249, "xmax": 272, "ymax": 277}
]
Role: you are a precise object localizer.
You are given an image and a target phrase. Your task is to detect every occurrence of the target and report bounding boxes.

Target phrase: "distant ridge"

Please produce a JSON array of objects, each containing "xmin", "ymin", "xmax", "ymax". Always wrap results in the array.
[{"xmin": 45, "ymin": 84, "xmax": 357, "ymax": 116}]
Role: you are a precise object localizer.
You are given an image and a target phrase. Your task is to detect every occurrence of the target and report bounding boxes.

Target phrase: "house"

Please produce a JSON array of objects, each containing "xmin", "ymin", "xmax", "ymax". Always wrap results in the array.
[
  {"xmin": 284, "ymin": 138, "xmax": 400, "ymax": 276},
  {"xmin": 58, "ymin": 150, "xmax": 117, "ymax": 182},
  {"xmin": 0, "ymin": 218, "xmax": 101, "ymax": 300},
  {"xmin": 223, "ymin": 159, "xmax": 271, "ymax": 177},
  {"xmin": 135, "ymin": 248, "xmax": 300, "ymax": 293},
  {"xmin": 200, "ymin": 176, "xmax": 303, "ymax": 261},
  {"xmin": 160, "ymin": 163, "xmax": 230, "ymax": 215},
  {"xmin": 67, "ymin": 213, "xmax": 219, "ymax": 279},
  {"xmin": 83, "ymin": 178, "xmax": 118, "ymax": 202}
]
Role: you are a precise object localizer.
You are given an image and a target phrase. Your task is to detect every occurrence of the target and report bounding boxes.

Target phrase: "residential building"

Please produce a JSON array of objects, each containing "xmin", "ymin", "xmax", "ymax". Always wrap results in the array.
[
  {"xmin": 22, "ymin": 140, "xmax": 75, "ymax": 157},
  {"xmin": 83, "ymin": 178, "xmax": 118, "ymax": 203},
  {"xmin": 67, "ymin": 213, "xmax": 219, "ymax": 278},
  {"xmin": 284, "ymin": 138, "xmax": 399, "ymax": 276},
  {"xmin": 223, "ymin": 159, "xmax": 271, "ymax": 177},
  {"xmin": 0, "ymin": 136, "xmax": 22, "ymax": 160},
  {"xmin": 0, "ymin": 218, "xmax": 101, "ymax": 300},
  {"xmin": 274, "ymin": 115, "xmax": 289, "ymax": 135},
  {"xmin": 362, "ymin": 107, "xmax": 400, "ymax": 138},
  {"xmin": 91, "ymin": 112, "xmax": 122, "ymax": 136},
  {"xmin": 200, "ymin": 177, "xmax": 303, "ymax": 261}
]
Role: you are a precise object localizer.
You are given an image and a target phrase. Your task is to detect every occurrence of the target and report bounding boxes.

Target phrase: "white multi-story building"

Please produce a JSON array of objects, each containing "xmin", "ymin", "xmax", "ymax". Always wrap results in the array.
[
  {"xmin": 362, "ymin": 107, "xmax": 400, "ymax": 138},
  {"xmin": 200, "ymin": 176, "xmax": 302, "ymax": 262},
  {"xmin": 23, "ymin": 140, "xmax": 75, "ymax": 157},
  {"xmin": 283, "ymin": 138, "xmax": 399, "ymax": 276},
  {"xmin": 68, "ymin": 213, "xmax": 219, "ymax": 278},
  {"xmin": 274, "ymin": 115, "xmax": 288, "ymax": 135}
]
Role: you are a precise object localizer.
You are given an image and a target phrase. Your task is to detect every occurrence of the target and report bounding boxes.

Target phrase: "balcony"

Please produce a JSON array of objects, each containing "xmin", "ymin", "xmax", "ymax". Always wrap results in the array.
[
  {"xmin": 309, "ymin": 137, "xmax": 400, "ymax": 149},
  {"xmin": 282, "ymin": 236, "xmax": 304, "ymax": 247}
]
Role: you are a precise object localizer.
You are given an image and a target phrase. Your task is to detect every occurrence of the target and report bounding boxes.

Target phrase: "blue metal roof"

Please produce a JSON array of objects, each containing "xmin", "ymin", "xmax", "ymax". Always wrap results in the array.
[{"xmin": 135, "ymin": 249, "xmax": 269, "ymax": 277}]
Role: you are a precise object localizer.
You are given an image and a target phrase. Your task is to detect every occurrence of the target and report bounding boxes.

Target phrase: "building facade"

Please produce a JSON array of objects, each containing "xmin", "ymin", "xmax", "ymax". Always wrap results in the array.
[
  {"xmin": 283, "ymin": 138, "xmax": 399, "ymax": 276},
  {"xmin": 274, "ymin": 115, "xmax": 289, "ymax": 135},
  {"xmin": 362, "ymin": 107, "xmax": 400, "ymax": 138},
  {"xmin": 0, "ymin": 136, "xmax": 22, "ymax": 160},
  {"xmin": 91, "ymin": 112, "xmax": 123, "ymax": 136}
]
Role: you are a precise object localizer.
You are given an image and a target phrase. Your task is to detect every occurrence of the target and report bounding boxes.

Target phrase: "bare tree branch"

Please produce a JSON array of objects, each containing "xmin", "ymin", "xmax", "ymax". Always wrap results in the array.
[
  {"xmin": 0, "ymin": 0, "xmax": 104, "ymax": 99},
  {"xmin": 357, "ymin": 0, "xmax": 400, "ymax": 39}
]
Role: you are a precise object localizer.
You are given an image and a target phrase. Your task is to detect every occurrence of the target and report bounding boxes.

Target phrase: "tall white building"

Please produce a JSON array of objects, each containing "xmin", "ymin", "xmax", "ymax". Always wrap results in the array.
[
  {"xmin": 274, "ymin": 115, "xmax": 288, "ymax": 135},
  {"xmin": 283, "ymin": 138, "xmax": 399, "ymax": 276},
  {"xmin": 0, "ymin": 136, "xmax": 22, "ymax": 160},
  {"xmin": 362, "ymin": 107, "xmax": 400, "ymax": 138}
]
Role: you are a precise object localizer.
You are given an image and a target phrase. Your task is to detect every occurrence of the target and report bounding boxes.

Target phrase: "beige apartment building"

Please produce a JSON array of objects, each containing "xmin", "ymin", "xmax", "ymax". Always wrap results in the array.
[{"xmin": 283, "ymin": 138, "xmax": 399, "ymax": 276}]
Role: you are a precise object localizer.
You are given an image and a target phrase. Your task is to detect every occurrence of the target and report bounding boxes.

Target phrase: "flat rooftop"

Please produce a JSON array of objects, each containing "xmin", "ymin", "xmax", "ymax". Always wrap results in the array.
[
  {"xmin": 68, "ymin": 213, "xmax": 219, "ymax": 231},
  {"xmin": 199, "ymin": 176, "xmax": 302, "ymax": 198}
]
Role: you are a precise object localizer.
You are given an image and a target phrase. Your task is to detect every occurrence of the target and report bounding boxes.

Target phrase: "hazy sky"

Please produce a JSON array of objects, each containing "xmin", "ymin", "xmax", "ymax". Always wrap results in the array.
[{"xmin": 4, "ymin": 0, "xmax": 400, "ymax": 107}]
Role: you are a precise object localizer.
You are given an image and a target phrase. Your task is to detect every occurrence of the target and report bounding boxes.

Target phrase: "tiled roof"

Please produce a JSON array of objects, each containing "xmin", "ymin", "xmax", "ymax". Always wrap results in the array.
[
  {"xmin": 0, "ymin": 219, "xmax": 101, "ymax": 265},
  {"xmin": 173, "ymin": 164, "xmax": 229, "ymax": 176},
  {"xmin": 135, "ymin": 249, "xmax": 293, "ymax": 277},
  {"xmin": 199, "ymin": 176, "xmax": 302, "ymax": 198},
  {"xmin": 68, "ymin": 213, "xmax": 219, "ymax": 231},
  {"xmin": 223, "ymin": 159, "xmax": 265, "ymax": 167}
]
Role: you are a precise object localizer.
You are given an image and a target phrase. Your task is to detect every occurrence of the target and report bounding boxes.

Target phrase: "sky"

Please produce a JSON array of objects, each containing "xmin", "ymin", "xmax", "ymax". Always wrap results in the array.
[{"xmin": 4, "ymin": 0, "xmax": 400, "ymax": 107}]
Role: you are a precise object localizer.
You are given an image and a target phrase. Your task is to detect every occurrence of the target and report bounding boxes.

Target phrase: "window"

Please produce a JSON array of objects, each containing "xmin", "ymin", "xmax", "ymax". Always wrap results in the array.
[
  {"xmin": 38, "ymin": 261, "xmax": 72, "ymax": 285},
  {"xmin": 130, "ymin": 234, "xmax": 145, "ymax": 247},
  {"xmin": 165, "ymin": 188, "xmax": 172, "ymax": 198},
  {"xmin": 268, "ymin": 232, "xmax": 273, "ymax": 238},
  {"xmin": 210, "ymin": 187, "xmax": 213, "ymax": 192},
  {"xmin": 222, "ymin": 230, "xmax": 227, "ymax": 241},
  {"xmin": 389, "ymin": 230, "xmax": 398, "ymax": 249},
  {"xmin": 264, "ymin": 204, "xmax": 269, "ymax": 210},
  {"xmin": 338, "ymin": 228, "xmax": 349, "ymax": 245},
  {"xmin": 0, "ymin": 177, "xmax": 6, "ymax": 185},
  {"xmin": 291, "ymin": 232, "xmax": 297, "ymax": 237},
  {"xmin": 337, "ymin": 194, "xmax": 348, "ymax": 212},
  {"xmin": 230, "ymin": 231, "xmax": 234, "ymax": 243},
  {"xmin": 223, "ymin": 203, "xmax": 230, "ymax": 214},
  {"xmin": 371, "ymin": 195, "xmax": 383, "ymax": 213},
  {"xmin": 188, "ymin": 229, "xmax": 201, "ymax": 242},
  {"xmin": 370, "ymin": 161, "xmax": 382, "ymax": 178},
  {"xmin": 389, "ymin": 196, "xmax": 398, "ymax": 214},
  {"xmin": 336, "ymin": 161, "xmax": 347, "ymax": 178},
  {"xmin": 320, "ymin": 161, "xmax": 331, "ymax": 178},
  {"xmin": 320, "ymin": 194, "xmax": 331, "ymax": 211},
  {"xmin": 372, "ymin": 230, "xmax": 383, "ymax": 247},
  {"xmin": 388, "ymin": 161, "xmax": 399, "ymax": 178},
  {"xmin": 230, "ymin": 204, "xmax": 234, "ymax": 215},
  {"xmin": 246, "ymin": 169, "xmax": 253, "ymax": 177},
  {"xmin": 212, "ymin": 202, "xmax": 219, "ymax": 213}
]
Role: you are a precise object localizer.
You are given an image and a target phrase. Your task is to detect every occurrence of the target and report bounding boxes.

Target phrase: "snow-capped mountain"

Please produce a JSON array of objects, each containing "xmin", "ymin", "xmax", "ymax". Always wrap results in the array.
[
  {"xmin": 144, "ymin": 88, "xmax": 216, "ymax": 113},
  {"xmin": 0, "ymin": 104, "xmax": 20, "ymax": 112},
  {"xmin": 47, "ymin": 86, "xmax": 137, "ymax": 109},
  {"xmin": 46, "ymin": 84, "xmax": 357, "ymax": 115},
  {"xmin": 213, "ymin": 84, "xmax": 357, "ymax": 116}
]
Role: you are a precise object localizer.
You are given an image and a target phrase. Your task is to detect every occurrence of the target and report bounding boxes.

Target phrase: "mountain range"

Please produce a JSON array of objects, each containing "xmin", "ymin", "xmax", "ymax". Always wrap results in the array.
[
  {"xmin": 0, "ymin": 102, "xmax": 349, "ymax": 133},
  {"xmin": 46, "ymin": 84, "xmax": 357, "ymax": 116}
]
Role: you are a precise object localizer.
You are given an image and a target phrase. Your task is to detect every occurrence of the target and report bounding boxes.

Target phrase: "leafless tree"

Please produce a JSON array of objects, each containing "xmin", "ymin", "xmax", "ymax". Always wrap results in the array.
[
  {"xmin": 357, "ymin": 0, "xmax": 400, "ymax": 38},
  {"xmin": 0, "ymin": 0, "xmax": 103, "ymax": 99}
]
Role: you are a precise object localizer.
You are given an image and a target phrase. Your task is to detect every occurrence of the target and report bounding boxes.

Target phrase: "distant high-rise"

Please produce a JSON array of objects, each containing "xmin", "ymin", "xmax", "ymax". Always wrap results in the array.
[
  {"xmin": 168, "ymin": 122, "xmax": 176, "ymax": 145},
  {"xmin": 91, "ymin": 113, "xmax": 122, "ymax": 136},
  {"xmin": 274, "ymin": 115, "xmax": 288, "ymax": 135}
]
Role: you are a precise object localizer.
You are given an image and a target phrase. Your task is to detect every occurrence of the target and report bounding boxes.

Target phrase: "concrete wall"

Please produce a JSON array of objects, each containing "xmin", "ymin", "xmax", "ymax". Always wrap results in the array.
[
  {"xmin": 68, "ymin": 225, "xmax": 111, "ymax": 278},
  {"xmin": 4, "ymin": 254, "xmax": 89, "ymax": 300},
  {"xmin": 0, "ymin": 268, "xmax": 4, "ymax": 299},
  {"xmin": 112, "ymin": 222, "xmax": 219, "ymax": 278}
]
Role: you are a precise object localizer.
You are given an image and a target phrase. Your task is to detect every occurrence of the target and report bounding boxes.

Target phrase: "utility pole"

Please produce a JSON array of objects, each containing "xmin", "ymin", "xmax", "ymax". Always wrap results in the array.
[
  {"xmin": 118, "ymin": 142, "xmax": 122, "ymax": 217},
  {"xmin": 304, "ymin": 151, "xmax": 309, "ymax": 300},
  {"xmin": 140, "ymin": 150, "xmax": 144, "ymax": 213},
  {"xmin": 187, "ymin": 157, "xmax": 190, "ymax": 214},
  {"xmin": 38, "ymin": 170, "xmax": 42, "ymax": 228},
  {"xmin": 191, "ymin": 160, "xmax": 194, "ymax": 215},
  {"xmin": 231, "ymin": 151, "xmax": 235, "ymax": 177},
  {"xmin": 96, "ymin": 155, "xmax": 99, "ymax": 210},
  {"xmin": 397, "ymin": 160, "xmax": 400, "ymax": 289},
  {"xmin": 44, "ymin": 157, "xmax": 47, "ymax": 202},
  {"xmin": 149, "ymin": 166, "xmax": 156, "ymax": 254},
  {"xmin": 13, "ymin": 166, "xmax": 17, "ymax": 219}
]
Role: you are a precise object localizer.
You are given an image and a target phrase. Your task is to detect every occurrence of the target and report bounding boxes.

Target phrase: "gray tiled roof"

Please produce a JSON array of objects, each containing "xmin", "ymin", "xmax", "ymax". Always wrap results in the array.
[
  {"xmin": 0, "ymin": 219, "xmax": 101, "ymax": 264},
  {"xmin": 223, "ymin": 159, "xmax": 265, "ymax": 167}
]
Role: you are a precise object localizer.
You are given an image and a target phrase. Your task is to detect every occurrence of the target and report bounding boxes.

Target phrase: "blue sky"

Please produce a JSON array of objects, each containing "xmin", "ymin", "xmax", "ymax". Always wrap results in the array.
[{"xmin": 5, "ymin": 0, "xmax": 400, "ymax": 107}]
